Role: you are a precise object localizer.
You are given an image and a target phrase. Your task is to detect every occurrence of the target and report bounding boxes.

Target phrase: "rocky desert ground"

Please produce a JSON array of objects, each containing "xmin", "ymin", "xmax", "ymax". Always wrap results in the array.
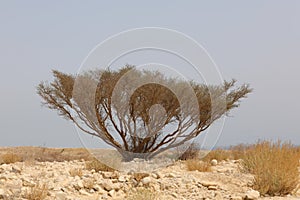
[{"xmin": 0, "ymin": 147, "xmax": 299, "ymax": 200}]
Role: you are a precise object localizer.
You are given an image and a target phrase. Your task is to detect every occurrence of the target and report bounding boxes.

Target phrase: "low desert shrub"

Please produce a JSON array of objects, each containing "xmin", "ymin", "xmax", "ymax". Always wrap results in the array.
[
  {"xmin": 1, "ymin": 153, "xmax": 22, "ymax": 164},
  {"xmin": 241, "ymin": 140, "xmax": 300, "ymax": 196},
  {"xmin": 69, "ymin": 168, "xmax": 83, "ymax": 177},
  {"xmin": 85, "ymin": 159, "xmax": 115, "ymax": 172},
  {"xmin": 127, "ymin": 188, "xmax": 160, "ymax": 200},
  {"xmin": 230, "ymin": 143, "xmax": 249, "ymax": 160},
  {"xmin": 186, "ymin": 159, "xmax": 211, "ymax": 172},
  {"xmin": 24, "ymin": 182, "xmax": 48, "ymax": 200},
  {"xmin": 203, "ymin": 149, "xmax": 232, "ymax": 162}
]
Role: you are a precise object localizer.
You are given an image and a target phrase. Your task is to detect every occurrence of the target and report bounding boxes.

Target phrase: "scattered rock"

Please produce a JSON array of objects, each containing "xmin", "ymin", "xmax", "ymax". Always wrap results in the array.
[
  {"xmin": 166, "ymin": 173, "xmax": 176, "ymax": 178},
  {"xmin": 199, "ymin": 180, "xmax": 218, "ymax": 187},
  {"xmin": 0, "ymin": 189, "xmax": 6, "ymax": 199},
  {"xmin": 0, "ymin": 157, "xmax": 290, "ymax": 200},
  {"xmin": 102, "ymin": 180, "xmax": 114, "ymax": 191},
  {"xmin": 11, "ymin": 166, "xmax": 21, "ymax": 173},
  {"xmin": 77, "ymin": 180, "xmax": 84, "ymax": 189},
  {"xmin": 208, "ymin": 185, "xmax": 218, "ymax": 190},
  {"xmin": 245, "ymin": 189, "xmax": 260, "ymax": 200},
  {"xmin": 211, "ymin": 159, "xmax": 218, "ymax": 166},
  {"xmin": 118, "ymin": 175, "xmax": 126, "ymax": 182},
  {"xmin": 171, "ymin": 192, "xmax": 178, "ymax": 198},
  {"xmin": 108, "ymin": 189, "xmax": 116, "ymax": 198},
  {"xmin": 55, "ymin": 191, "xmax": 67, "ymax": 200},
  {"xmin": 141, "ymin": 176, "xmax": 152, "ymax": 185}
]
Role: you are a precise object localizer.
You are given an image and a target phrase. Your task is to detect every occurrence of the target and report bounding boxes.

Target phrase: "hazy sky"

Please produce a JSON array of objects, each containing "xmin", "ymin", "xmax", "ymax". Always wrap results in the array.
[{"xmin": 0, "ymin": 1, "xmax": 299, "ymax": 148}]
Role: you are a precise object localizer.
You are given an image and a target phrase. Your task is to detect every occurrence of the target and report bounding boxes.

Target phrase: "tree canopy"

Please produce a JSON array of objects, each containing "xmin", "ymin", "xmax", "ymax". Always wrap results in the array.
[{"xmin": 37, "ymin": 66, "xmax": 252, "ymax": 161}]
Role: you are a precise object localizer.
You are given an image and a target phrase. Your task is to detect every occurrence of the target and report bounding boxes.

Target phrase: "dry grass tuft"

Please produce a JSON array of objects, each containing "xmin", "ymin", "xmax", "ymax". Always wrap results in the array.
[
  {"xmin": 85, "ymin": 159, "xmax": 115, "ymax": 172},
  {"xmin": 203, "ymin": 149, "xmax": 232, "ymax": 162},
  {"xmin": 24, "ymin": 182, "xmax": 48, "ymax": 200},
  {"xmin": 127, "ymin": 188, "xmax": 160, "ymax": 200},
  {"xmin": 0, "ymin": 147, "xmax": 93, "ymax": 163},
  {"xmin": 240, "ymin": 140, "xmax": 300, "ymax": 196},
  {"xmin": 230, "ymin": 144, "xmax": 249, "ymax": 160},
  {"xmin": 1, "ymin": 153, "xmax": 22, "ymax": 164},
  {"xmin": 186, "ymin": 159, "xmax": 211, "ymax": 172},
  {"xmin": 69, "ymin": 168, "xmax": 83, "ymax": 177}
]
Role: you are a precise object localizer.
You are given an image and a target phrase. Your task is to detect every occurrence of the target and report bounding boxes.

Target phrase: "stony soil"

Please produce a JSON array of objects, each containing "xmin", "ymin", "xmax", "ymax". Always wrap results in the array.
[{"xmin": 0, "ymin": 159, "xmax": 299, "ymax": 200}]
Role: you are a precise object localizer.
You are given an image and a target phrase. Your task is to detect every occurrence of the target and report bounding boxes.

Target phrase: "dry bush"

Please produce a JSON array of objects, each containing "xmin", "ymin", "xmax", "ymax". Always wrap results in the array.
[
  {"xmin": 203, "ymin": 148, "xmax": 232, "ymax": 162},
  {"xmin": 24, "ymin": 182, "xmax": 48, "ymax": 200},
  {"xmin": 241, "ymin": 140, "xmax": 300, "ymax": 196},
  {"xmin": 186, "ymin": 159, "xmax": 211, "ymax": 172},
  {"xmin": 69, "ymin": 168, "xmax": 83, "ymax": 177},
  {"xmin": 177, "ymin": 143, "xmax": 200, "ymax": 160},
  {"xmin": 85, "ymin": 159, "xmax": 115, "ymax": 172},
  {"xmin": 127, "ymin": 188, "xmax": 160, "ymax": 200},
  {"xmin": 1, "ymin": 153, "xmax": 22, "ymax": 164},
  {"xmin": 230, "ymin": 143, "xmax": 249, "ymax": 160}
]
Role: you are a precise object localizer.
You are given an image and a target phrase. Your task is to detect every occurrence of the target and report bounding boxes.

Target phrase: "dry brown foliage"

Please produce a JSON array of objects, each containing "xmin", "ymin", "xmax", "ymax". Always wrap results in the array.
[
  {"xmin": 85, "ymin": 159, "xmax": 115, "ymax": 172},
  {"xmin": 203, "ymin": 149, "xmax": 232, "ymax": 162},
  {"xmin": 37, "ymin": 66, "xmax": 251, "ymax": 161},
  {"xmin": 186, "ymin": 159, "xmax": 211, "ymax": 172},
  {"xmin": 0, "ymin": 147, "xmax": 92, "ymax": 163},
  {"xmin": 1, "ymin": 153, "xmax": 22, "ymax": 164},
  {"xmin": 240, "ymin": 140, "xmax": 300, "ymax": 196},
  {"xmin": 69, "ymin": 168, "xmax": 83, "ymax": 177},
  {"xmin": 24, "ymin": 182, "xmax": 48, "ymax": 200}
]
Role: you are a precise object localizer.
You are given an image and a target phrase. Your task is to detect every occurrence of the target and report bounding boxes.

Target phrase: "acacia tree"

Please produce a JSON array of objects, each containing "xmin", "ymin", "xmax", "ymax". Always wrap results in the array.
[{"xmin": 37, "ymin": 66, "xmax": 251, "ymax": 161}]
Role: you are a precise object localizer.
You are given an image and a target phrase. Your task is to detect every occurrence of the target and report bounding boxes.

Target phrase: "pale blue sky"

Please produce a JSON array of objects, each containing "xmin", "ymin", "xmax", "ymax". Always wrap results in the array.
[{"xmin": 0, "ymin": 1, "xmax": 299, "ymax": 147}]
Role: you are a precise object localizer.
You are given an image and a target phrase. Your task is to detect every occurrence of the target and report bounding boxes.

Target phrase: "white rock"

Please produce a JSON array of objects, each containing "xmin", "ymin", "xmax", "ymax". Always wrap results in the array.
[
  {"xmin": 102, "ymin": 172, "xmax": 114, "ymax": 179},
  {"xmin": 101, "ymin": 193, "xmax": 109, "ymax": 199},
  {"xmin": 112, "ymin": 182, "xmax": 121, "ymax": 191},
  {"xmin": 0, "ymin": 188, "xmax": 6, "ymax": 198},
  {"xmin": 108, "ymin": 189, "xmax": 116, "ymax": 198},
  {"xmin": 199, "ymin": 181, "xmax": 218, "ymax": 187},
  {"xmin": 102, "ymin": 180, "xmax": 114, "ymax": 191},
  {"xmin": 208, "ymin": 185, "xmax": 218, "ymax": 190},
  {"xmin": 79, "ymin": 189, "xmax": 91, "ymax": 195},
  {"xmin": 166, "ymin": 173, "xmax": 176, "ymax": 178},
  {"xmin": 77, "ymin": 180, "xmax": 84, "ymax": 188},
  {"xmin": 171, "ymin": 193, "xmax": 178, "ymax": 198},
  {"xmin": 211, "ymin": 159, "xmax": 218, "ymax": 166},
  {"xmin": 151, "ymin": 173, "xmax": 158, "ymax": 179},
  {"xmin": 141, "ymin": 177, "xmax": 151, "ymax": 185},
  {"xmin": 245, "ymin": 190, "xmax": 260, "ymax": 200},
  {"xmin": 55, "ymin": 191, "xmax": 67, "ymax": 200},
  {"xmin": 118, "ymin": 176, "xmax": 126, "ymax": 182},
  {"xmin": 154, "ymin": 171, "xmax": 163, "ymax": 179}
]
